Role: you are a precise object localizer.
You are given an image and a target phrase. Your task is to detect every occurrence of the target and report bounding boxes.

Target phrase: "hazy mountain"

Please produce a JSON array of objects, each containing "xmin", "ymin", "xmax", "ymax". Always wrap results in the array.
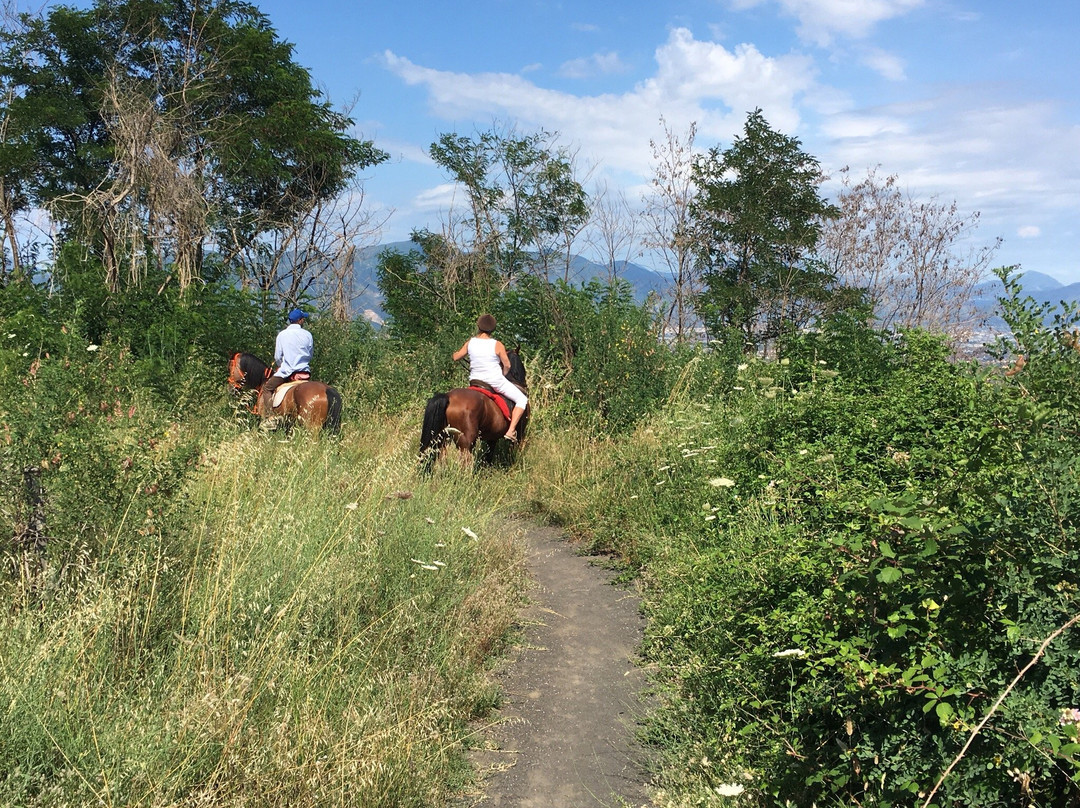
[
  {"xmin": 345, "ymin": 245, "xmax": 1079, "ymax": 334},
  {"xmin": 969, "ymin": 270, "xmax": 1080, "ymax": 330},
  {"xmin": 346, "ymin": 240, "xmax": 672, "ymax": 321}
]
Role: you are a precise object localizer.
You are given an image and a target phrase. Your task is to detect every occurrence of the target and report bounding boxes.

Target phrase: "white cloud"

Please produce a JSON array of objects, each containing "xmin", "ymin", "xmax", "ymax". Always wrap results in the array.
[
  {"xmin": 860, "ymin": 47, "xmax": 906, "ymax": 81},
  {"xmin": 821, "ymin": 113, "xmax": 908, "ymax": 139},
  {"xmin": 730, "ymin": 0, "xmax": 925, "ymax": 45},
  {"xmin": 412, "ymin": 183, "xmax": 462, "ymax": 212},
  {"xmin": 819, "ymin": 94, "xmax": 1080, "ymax": 272},
  {"xmin": 381, "ymin": 29, "xmax": 817, "ymax": 175},
  {"xmin": 571, "ymin": 22, "xmax": 600, "ymax": 33},
  {"xmin": 558, "ymin": 51, "xmax": 629, "ymax": 79}
]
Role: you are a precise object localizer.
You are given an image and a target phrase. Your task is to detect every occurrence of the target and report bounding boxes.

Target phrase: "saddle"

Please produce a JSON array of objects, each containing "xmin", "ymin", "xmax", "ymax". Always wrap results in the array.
[
  {"xmin": 271, "ymin": 380, "xmax": 305, "ymax": 408},
  {"xmin": 469, "ymin": 379, "xmax": 511, "ymax": 420}
]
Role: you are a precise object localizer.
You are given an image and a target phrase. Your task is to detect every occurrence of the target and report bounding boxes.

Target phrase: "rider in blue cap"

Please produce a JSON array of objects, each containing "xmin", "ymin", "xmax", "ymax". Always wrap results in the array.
[{"xmin": 264, "ymin": 308, "xmax": 313, "ymax": 402}]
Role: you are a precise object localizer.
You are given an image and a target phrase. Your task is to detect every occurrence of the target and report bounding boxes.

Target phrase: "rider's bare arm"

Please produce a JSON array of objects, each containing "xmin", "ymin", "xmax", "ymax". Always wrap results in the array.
[{"xmin": 495, "ymin": 341, "xmax": 510, "ymax": 374}]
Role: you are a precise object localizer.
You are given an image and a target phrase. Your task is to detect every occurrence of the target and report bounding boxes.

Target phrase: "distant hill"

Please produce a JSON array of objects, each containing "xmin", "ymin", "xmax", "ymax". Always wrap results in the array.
[
  {"xmin": 345, "ymin": 246, "xmax": 1079, "ymax": 333},
  {"xmin": 969, "ymin": 270, "xmax": 1080, "ymax": 329},
  {"xmin": 346, "ymin": 240, "xmax": 672, "ymax": 322}
]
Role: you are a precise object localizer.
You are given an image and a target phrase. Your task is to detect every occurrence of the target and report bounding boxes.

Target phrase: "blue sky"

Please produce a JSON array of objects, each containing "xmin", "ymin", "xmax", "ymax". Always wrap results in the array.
[{"xmin": 130, "ymin": 1, "xmax": 1080, "ymax": 282}]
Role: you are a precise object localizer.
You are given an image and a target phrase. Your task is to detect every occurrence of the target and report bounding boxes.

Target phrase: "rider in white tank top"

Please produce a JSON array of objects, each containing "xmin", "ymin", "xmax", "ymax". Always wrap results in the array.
[
  {"xmin": 467, "ymin": 337, "xmax": 504, "ymax": 384},
  {"xmin": 452, "ymin": 314, "xmax": 529, "ymax": 442}
]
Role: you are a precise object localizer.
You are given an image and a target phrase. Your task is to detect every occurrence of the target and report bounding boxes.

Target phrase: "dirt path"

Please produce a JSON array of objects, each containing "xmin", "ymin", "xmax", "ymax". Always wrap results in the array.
[{"xmin": 461, "ymin": 524, "xmax": 654, "ymax": 807}]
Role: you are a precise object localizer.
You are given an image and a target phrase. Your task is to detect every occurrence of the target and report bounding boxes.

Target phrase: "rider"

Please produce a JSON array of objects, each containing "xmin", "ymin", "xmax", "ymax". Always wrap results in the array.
[
  {"xmin": 453, "ymin": 314, "xmax": 528, "ymax": 442},
  {"xmin": 264, "ymin": 308, "xmax": 313, "ymax": 402}
]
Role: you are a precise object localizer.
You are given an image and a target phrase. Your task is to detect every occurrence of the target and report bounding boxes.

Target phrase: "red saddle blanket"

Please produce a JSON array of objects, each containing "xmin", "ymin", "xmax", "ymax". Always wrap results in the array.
[{"xmin": 469, "ymin": 386, "xmax": 511, "ymax": 420}]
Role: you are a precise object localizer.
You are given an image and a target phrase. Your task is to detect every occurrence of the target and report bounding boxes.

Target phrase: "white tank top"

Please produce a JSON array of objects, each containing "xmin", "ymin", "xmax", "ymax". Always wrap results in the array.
[{"xmin": 468, "ymin": 337, "xmax": 503, "ymax": 383}]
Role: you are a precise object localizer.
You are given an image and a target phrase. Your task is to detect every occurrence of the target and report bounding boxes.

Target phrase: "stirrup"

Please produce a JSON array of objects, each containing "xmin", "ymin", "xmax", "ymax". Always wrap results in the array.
[{"xmin": 503, "ymin": 430, "xmax": 517, "ymax": 443}]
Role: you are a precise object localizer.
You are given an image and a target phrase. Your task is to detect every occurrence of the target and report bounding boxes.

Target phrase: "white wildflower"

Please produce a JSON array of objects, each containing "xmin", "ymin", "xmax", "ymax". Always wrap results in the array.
[
  {"xmin": 732, "ymin": 386, "xmax": 745, "ymax": 391},
  {"xmin": 715, "ymin": 783, "xmax": 745, "ymax": 796},
  {"xmin": 709, "ymin": 477, "xmax": 736, "ymax": 488},
  {"xmin": 737, "ymin": 363, "xmax": 748, "ymax": 371},
  {"xmin": 86, "ymin": 344, "xmax": 99, "ymax": 352},
  {"xmin": 344, "ymin": 502, "xmax": 358, "ymax": 511},
  {"xmin": 462, "ymin": 527, "xmax": 478, "ymax": 540},
  {"xmin": 773, "ymin": 648, "xmax": 806, "ymax": 658}
]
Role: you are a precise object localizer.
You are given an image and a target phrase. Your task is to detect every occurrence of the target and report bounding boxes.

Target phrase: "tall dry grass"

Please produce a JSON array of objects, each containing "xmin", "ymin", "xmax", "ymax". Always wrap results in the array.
[{"xmin": 1, "ymin": 413, "xmax": 527, "ymax": 807}]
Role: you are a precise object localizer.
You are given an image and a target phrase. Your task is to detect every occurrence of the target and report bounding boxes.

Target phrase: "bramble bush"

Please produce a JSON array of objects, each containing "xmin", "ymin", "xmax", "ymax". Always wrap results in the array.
[
  {"xmin": 0, "ymin": 337, "xmax": 212, "ymax": 589},
  {"xmin": 537, "ymin": 277, "xmax": 1080, "ymax": 806}
]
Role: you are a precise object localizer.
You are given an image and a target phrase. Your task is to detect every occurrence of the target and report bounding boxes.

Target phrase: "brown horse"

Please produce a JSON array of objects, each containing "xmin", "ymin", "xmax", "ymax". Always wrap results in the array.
[
  {"xmin": 419, "ymin": 348, "xmax": 528, "ymax": 471},
  {"xmin": 227, "ymin": 352, "xmax": 342, "ymax": 433}
]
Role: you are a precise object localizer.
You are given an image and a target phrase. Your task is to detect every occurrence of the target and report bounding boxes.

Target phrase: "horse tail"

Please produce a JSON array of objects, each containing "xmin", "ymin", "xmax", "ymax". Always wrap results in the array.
[
  {"xmin": 419, "ymin": 393, "xmax": 450, "ymax": 471},
  {"xmin": 323, "ymin": 386, "xmax": 343, "ymax": 434}
]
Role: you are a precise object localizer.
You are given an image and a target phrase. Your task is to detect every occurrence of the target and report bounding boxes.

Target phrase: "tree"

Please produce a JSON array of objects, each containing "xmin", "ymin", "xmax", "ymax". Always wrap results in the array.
[
  {"xmin": 691, "ymin": 109, "xmax": 839, "ymax": 352},
  {"xmin": 428, "ymin": 126, "xmax": 588, "ymax": 286},
  {"xmin": 0, "ymin": 0, "xmax": 36, "ymax": 284},
  {"xmin": 818, "ymin": 166, "xmax": 1000, "ymax": 337},
  {"xmin": 641, "ymin": 117, "xmax": 700, "ymax": 344},
  {"xmin": 586, "ymin": 180, "xmax": 639, "ymax": 284},
  {"xmin": 0, "ymin": 0, "xmax": 386, "ymax": 295}
]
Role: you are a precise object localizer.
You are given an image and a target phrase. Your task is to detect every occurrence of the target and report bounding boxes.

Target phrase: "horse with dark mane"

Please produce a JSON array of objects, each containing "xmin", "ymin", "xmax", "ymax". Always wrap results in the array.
[
  {"xmin": 227, "ymin": 352, "xmax": 342, "ymax": 433},
  {"xmin": 419, "ymin": 347, "xmax": 529, "ymax": 471}
]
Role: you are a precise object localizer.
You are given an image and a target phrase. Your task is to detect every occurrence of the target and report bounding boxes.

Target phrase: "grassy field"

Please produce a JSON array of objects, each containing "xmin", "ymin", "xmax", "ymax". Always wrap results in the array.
[{"xmin": 1, "ymin": 402, "xmax": 530, "ymax": 807}]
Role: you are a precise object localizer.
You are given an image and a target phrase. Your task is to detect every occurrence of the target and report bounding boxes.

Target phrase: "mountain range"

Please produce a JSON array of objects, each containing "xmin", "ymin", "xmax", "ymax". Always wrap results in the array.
[
  {"xmin": 969, "ymin": 270, "xmax": 1080, "ymax": 329},
  {"xmin": 345, "ymin": 239, "xmax": 670, "ymax": 323},
  {"xmin": 345, "ymin": 241, "xmax": 1079, "ymax": 329}
]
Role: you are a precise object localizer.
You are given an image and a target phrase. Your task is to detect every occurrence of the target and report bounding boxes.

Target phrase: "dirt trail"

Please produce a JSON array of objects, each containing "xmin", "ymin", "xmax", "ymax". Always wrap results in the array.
[{"xmin": 461, "ymin": 524, "xmax": 654, "ymax": 807}]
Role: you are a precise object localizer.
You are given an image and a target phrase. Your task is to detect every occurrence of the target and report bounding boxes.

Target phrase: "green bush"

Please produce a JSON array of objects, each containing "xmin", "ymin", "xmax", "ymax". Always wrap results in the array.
[{"xmin": 537, "ymin": 301, "xmax": 1080, "ymax": 806}]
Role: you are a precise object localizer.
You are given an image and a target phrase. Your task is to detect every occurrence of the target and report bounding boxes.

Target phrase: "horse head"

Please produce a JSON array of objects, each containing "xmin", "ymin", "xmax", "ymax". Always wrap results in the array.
[
  {"xmin": 506, "ymin": 346, "xmax": 527, "ymax": 388},
  {"xmin": 228, "ymin": 352, "xmax": 271, "ymax": 392}
]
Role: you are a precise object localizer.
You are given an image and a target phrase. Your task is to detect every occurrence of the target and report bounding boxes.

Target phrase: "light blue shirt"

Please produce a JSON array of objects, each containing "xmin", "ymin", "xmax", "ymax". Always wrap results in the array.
[{"xmin": 274, "ymin": 323, "xmax": 313, "ymax": 378}]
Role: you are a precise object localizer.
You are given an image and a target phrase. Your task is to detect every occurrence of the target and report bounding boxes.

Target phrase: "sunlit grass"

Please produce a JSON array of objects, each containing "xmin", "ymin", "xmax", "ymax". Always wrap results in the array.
[{"xmin": 1, "ymin": 413, "xmax": 526, "ymax": 807}]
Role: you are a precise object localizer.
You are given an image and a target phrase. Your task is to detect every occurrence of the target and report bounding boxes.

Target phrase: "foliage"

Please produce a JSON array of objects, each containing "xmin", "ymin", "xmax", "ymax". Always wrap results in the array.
[
  {"xmin": 691, "ymin": 109, "xmax": 840, "ymax": 353},
  {"xmin": 0, "ymin": 0, "xmax": 385, "ymax": 292},
  {"xmin": 528, "ymin": 291, "xmax": 1080, "ymax": 806},
  {"xmin": 0, "ymin": 340, "xmax": 209, "ymax": 571},
  {"xmin": 503, "ymin": 275, "xmax": 674, "ymax": 432},
  {"xmin": 377, "ymin": 233, "xmax": 676, "ymax": 434},
  {"xmin": 429, "ymin": 126, "xmax": 588, "ymax": 283}
]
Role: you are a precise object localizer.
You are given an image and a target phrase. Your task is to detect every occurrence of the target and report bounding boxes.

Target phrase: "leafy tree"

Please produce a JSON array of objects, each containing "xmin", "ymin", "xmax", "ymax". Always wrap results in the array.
[
  {"xmin": 428, "ymin": 126, "xmax": 588, "ymax": 285},
  {"xmin": 691, "ymin": 109, "xmax": 839, "ymax": 352},
  {"xmin": 0, "ymin": 0, "xmax": 386, "ymax": 294}
]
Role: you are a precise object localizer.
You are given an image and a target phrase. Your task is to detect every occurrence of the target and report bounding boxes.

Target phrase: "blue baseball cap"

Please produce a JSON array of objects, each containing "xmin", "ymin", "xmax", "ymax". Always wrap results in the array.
[{"xmin": 288, "ymin": 308, "xmax": 307, "ymax": 323}]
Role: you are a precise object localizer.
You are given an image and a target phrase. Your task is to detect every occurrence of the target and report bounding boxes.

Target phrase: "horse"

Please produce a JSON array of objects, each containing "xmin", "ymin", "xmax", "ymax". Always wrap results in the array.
[
  {"xmin": 419, "ymin": 348, "xmax": 529, "ymax": 471},
  {"xmin": 227, "ymin": 352, "xmax": 342, "ymax": 433}
]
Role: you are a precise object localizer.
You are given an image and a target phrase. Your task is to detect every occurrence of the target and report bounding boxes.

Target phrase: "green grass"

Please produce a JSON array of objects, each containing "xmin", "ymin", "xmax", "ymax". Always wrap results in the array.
[{"xmin": 1, "ymin": 413, "xmax": 527, "ymax": 807}]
